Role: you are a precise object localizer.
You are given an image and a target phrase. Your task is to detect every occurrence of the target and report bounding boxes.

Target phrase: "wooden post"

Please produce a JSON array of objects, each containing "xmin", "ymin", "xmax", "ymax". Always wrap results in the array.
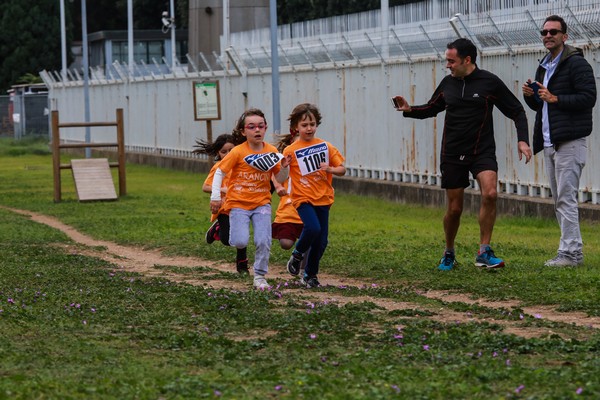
[
  {"xmin": 116, "ymin": 108, "xmax": 126, "ymax": 196},
  {"xmin": 51, "ymin": 111, "xmax": 61, "ymax": 202},
  {"xmin": 206, "ymin": 120, "xmax": 214, "ymax": 166}
]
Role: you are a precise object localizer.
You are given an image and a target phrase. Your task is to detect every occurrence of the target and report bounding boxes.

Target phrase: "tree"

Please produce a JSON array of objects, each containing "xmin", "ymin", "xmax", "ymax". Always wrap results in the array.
[
  {"xmin": 0, "ymin": 1, "xmax": 73, "ymax": 93},
  {"xmin": 278, "ymin": 0, "xmax": 420, "ymax": 24}
]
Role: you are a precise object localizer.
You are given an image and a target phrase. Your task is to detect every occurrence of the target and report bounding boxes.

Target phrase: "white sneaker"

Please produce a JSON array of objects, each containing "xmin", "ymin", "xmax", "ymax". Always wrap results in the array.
[
  {"xmin": 544, "ymin": 255, "xmax": 580, "ymax": 267},
  {"xmin": 253, "ymin": 275, "xmax": 270, "ymax": 290}
]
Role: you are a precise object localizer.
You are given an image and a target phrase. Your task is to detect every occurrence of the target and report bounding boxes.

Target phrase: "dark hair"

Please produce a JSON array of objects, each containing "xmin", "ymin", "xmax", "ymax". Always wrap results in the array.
[
  {"xmin": 543, "ymin": 15, "xmax": 567, "ymax": 34},
  {"xmin": 447, "ymin": 38, "xmax": 477, "ymax": 64},
  {"xmin": 273, "ymin": 129, "xmax": 296, "ymax": 152},
  {"xmin": 287, "ymin": 103, "xmax": 322, "ymax": 135},
  {"xmin": 192, "ymin": 133, "xmax": 235, "ymax": 160},
  {"xmin": 231, "ymin": 108, "xmax": 267, "ymax": 144}
]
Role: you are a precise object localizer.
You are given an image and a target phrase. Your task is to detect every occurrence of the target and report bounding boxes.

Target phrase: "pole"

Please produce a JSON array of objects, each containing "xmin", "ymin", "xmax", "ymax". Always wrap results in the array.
[
  {"xmin": 223, "ymin": 0, "xmax": 230, "ymax": 58},
  {"xmin": 60, "ymin": 0, "xmax": 67, "ymax": 81},
  {"xmin": 128, "ymin": 0, "xmax": 134, "ymax": 75},
  {"xmin": 81, "ymin": 0, "xmax": 91, "ymax": 157},
  {"xmin": 269, "ymin": 0, "xmax": 280, "ymax": 134},
  {"xmin": 381, "ymin": 0, "xmax": 389, "ymax": 60},
  {"xmin": 170, "ymin": 0, "xmax": 176, "ymax": 67}
]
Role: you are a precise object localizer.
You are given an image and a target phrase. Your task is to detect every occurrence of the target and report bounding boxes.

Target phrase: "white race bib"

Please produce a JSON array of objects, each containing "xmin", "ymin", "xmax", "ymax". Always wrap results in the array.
[
  {"xmin": 244, "ymin": 152, "xmax": 284, "ymax": 172},
  {"xmin": 294, "ymin": 143, "xmax": 329, "ymax": 176}
]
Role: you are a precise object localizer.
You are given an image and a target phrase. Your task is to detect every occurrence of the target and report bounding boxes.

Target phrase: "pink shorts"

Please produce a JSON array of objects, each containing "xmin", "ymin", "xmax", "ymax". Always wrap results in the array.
[{"xmin": 272, "ymin": 222, "xmax": 303, "ymax": 241}]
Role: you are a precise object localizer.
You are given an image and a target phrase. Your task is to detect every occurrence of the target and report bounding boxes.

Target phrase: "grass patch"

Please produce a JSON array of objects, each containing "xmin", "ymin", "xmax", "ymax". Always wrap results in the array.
[{"xmin": 1, "ymin": 138, "xmax": 600, "ymax": 398}]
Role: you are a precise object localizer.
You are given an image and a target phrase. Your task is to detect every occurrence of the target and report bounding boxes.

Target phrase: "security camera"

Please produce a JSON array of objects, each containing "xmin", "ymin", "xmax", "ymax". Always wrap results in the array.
[
  {"xmin": 161, "ymin": 11, "xmax": 171, "ymax": 28},
  {"xmin": 161, "ymin": 11, "xmax": 174, "ymax": 32}
]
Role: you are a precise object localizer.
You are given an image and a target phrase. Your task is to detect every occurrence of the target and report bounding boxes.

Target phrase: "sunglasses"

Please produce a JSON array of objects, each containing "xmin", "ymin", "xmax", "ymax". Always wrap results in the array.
[
  {"xmin": 540, "ymin": 29, "xmax": 563, "ymax": 36},
  {"xmin": 244, "ymin": 123, "xmax": 267, "ymax": 130}
]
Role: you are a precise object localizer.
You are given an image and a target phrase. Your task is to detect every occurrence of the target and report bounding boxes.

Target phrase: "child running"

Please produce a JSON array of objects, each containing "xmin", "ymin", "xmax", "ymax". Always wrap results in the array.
[
  {"xmin": 210, "ymin": 108, "xmax": 291, "ymax": 289},
  {"xmin": 272, "ymin": 130, "xmax": 304, "ymax": 251},
  {"xmin": 193, "ymin": 133, "xmax": 249, "ymax": 274},
  {"xmin": 283, "ymin": 103, "xmax": 346, "ymax": 288}
]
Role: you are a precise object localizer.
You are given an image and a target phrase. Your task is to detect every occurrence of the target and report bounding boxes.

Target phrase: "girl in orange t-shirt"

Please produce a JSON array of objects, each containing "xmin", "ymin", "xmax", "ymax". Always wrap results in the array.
[
  {"xmin": 210, "ymin": 109, "xmax": 291, "ymax": 290},
  {"xmin": 193, "ymin": 133, "xmax": 249, "ymax": 274},
  {"xmin": 283, "ymin": 103, "xmax": 346, "ymax": 288}
]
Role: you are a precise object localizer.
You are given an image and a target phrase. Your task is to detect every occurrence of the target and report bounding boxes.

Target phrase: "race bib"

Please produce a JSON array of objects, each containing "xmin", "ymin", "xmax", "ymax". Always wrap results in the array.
[
  {"xmin": 244, "ymin": 152, "xmax": 284, "ymax": 172},
  {"xmin": 295, "ymin": 143, "xmax": 329, "ymax": 176}
]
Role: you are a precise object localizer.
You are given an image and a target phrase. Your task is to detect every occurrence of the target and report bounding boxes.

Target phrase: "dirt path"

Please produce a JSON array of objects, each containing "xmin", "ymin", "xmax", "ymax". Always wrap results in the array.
[{"xmin": 5, "ymin": 206, "xmax": 600, "ymax": 338}]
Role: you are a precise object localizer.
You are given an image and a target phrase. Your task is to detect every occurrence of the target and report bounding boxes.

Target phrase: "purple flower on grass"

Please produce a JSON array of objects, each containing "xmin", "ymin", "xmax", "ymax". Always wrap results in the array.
[
  {"xmin": 534, "ymin": 313, "xmax": 542, "ymax": 319},
  {"xmin": 515, "ymin": 385, "xmax": 525, "ymax": 394},
  {"xmin": 576, "ymin": 388, "xmax": 583, "ymax": 395},
  {"xmin": 309, "ymin": 333, "xmax": 317, "ymax": 340},
  {"xmin": 519, "ymin": 314, "xmax": 524, "ymax": 320},
  {"xmin": 7, "ymin": 298, "xmax": 14, "ymax": 304},
  {"xmin": 423, "ymin": 345, "xmax": 430, "ymax": 351},
  {"xmin": 274, "ymin": 385, "xmax": 282, "ymax": 391},
  {"xmin": 506, "ymin": 359, "xmax": 511, "ymax": 366},
  {"xmin": 214, "ymin": 390, "xmax": 222, "ymax": 396}
]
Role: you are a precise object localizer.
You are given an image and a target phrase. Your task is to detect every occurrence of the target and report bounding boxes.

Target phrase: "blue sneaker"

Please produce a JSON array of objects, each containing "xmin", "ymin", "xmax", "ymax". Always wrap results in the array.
[
  {"xmin": 437, "ymin": 251, "xmax": 456, "ymax": 271},
  {"xmin": 475, "ymin": 246, "xmax": 505, "ymax": 269}
]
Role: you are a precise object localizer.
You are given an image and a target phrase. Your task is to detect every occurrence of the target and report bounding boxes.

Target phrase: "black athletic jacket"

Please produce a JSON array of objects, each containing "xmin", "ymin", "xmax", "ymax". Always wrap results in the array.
[
  {"xmin": 523, "ymin": 45, "xmax": 596, "ymax": 154},
  {"xmin": 404, "ymin": 67, "xmax": 529, "ymax": 158}
]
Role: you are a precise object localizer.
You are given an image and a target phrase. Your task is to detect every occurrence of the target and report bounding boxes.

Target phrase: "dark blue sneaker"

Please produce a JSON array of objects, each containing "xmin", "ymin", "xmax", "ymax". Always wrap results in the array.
[
  {"xmin": 437, "ymin": 251, "xmax": 456, "ymax": 271},
  {"xmin": 300, "ymin": 275, "xmax": 320, "ymax": 288},
  {"xmin": 475, "ymin": 246, "xmax": 505, "ymax": 269}
]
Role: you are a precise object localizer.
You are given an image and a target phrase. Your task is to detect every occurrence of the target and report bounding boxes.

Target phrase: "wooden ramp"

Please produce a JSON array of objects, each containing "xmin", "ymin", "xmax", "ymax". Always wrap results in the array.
[{"xmin": 71, "ymin": 159, "xmax": 118, "ymax": 202}]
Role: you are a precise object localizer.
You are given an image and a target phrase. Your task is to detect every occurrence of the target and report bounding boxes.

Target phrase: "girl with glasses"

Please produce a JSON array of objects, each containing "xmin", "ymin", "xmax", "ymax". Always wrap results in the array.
[{"xmin": 209, "ymin": 108, "xmax": 291, "ymax": 289}]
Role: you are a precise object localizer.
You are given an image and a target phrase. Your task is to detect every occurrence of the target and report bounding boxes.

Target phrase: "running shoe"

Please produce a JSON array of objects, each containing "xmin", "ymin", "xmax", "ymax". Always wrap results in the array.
[
  {"xmin": 437, "ymin": 251, "xmax": 456, "ymax": 271},
  {"xmin": 205, "ymin": 220, "xmax": 220, "ymax": 244},
  {"xmin": 475, "ymin": 246, "xmax": 505, "ymax": 269}
]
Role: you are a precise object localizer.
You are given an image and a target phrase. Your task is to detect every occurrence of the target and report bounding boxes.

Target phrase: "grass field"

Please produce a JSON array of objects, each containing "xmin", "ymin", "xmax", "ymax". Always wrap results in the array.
[{"xmin": 1, "ymin": 137, "xmax": 599, "ymax": 399}]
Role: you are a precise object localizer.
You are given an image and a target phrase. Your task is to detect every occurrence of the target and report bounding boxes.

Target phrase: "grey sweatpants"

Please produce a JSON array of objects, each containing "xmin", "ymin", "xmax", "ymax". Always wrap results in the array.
[{"xmin": 229, "ymin": 204, "xmax": 272, "ymax": 276}]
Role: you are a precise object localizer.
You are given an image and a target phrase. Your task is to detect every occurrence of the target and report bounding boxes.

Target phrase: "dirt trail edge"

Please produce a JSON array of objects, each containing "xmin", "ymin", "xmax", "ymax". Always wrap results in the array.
[{"xmin": 4, "ymin": 206, "xmax": 600, "ymax": 337}]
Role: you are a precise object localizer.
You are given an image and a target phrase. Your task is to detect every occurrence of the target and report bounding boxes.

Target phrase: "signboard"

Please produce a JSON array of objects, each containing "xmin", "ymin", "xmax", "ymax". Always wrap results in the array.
[{"xmin": 193, "ymin": 81, "xmax": 221, "ymax": 120}]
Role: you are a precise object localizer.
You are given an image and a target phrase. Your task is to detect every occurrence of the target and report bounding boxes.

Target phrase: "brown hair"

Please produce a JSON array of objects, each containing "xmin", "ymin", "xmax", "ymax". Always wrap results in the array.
[
  {"xmin": 192, "ymin": 133, "xmax": 235, "ymax": 161},
  {"xmin": 287, "ymin": 103, "xmax": 322, "ymax": 136},
  {"xmin": 231, "ymin": 108, "xmax": 267, "ymax": 144}
]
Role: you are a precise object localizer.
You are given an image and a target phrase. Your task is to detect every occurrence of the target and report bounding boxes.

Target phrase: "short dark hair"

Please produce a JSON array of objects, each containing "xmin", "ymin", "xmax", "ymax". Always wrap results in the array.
[
  {"xmin": 543, "ymin": 15, "xmax": 567, "ymax": 34},
  {"xmin": 447, "ymin": 38, "xmax": 477, "ymax": 64}
]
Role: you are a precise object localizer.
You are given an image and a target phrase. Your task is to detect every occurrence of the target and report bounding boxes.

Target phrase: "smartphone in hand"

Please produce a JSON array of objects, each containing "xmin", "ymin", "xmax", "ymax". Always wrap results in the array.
[
  {"xmin": 390, "ymin": 97, "xmax": 400, "ymax": 109},
  {"xmin": 527, "ymin": 81, "xmax": 542, "ymax": 103}
]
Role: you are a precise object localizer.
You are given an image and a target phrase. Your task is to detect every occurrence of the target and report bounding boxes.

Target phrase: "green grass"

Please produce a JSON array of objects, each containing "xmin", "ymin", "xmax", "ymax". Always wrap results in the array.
[{"xmin": 1, "ymin": 137, "xmax": 599, "ymax": 398}]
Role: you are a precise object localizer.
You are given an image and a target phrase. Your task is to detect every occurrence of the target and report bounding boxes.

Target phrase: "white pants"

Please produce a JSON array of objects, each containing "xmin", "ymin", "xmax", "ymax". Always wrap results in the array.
[
  {"xmin": 544, "ymin": 137, "xmax": 586, "ymax": 261},
  {"xmin": 229, "ymin": 204, "xmax": 272, "ymax": 276}
]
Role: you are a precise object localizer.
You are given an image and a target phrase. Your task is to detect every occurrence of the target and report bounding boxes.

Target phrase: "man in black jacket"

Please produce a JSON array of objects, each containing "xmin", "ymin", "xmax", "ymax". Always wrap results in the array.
[
  {"xmin": 393, "ymin": 38, "xmax": 532, "ymax": 271},
  {"xmin": 522, "ymin": 15, "xmax": 596, "ymax": 267}
]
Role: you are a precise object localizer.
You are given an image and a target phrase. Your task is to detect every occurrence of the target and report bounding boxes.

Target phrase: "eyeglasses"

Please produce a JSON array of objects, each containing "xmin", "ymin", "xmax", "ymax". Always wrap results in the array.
[
  {"xmin": 540, "ymin": 29, "xmax": 563, "ymax": 36},
  {"xmin": 244, "ymin": 123, "xmax": 267, "ymax": 130}
]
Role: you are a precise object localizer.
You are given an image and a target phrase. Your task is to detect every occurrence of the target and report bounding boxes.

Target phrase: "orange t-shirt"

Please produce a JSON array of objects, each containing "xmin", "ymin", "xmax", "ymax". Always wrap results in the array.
[
  {"xmin": 204, "ymin": 161, "xmax": 229, "ymax": 221},
  {"xmin": 283, "ymin": 137, "xmax": 345, "ymax": 209},
  {"xmin": 273, "ymin": 179, "xmax": 302, "ymax": 224},
  {"xmin": 217, "ymin": 141, "xmax": 282, "ymax": 211}
]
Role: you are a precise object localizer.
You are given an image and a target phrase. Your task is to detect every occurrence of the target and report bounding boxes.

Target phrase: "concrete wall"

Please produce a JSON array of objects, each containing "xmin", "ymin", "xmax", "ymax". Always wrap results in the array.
[{"xmin": 188, "ymin": 0, "xmax": 269, "ymax": 69}]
